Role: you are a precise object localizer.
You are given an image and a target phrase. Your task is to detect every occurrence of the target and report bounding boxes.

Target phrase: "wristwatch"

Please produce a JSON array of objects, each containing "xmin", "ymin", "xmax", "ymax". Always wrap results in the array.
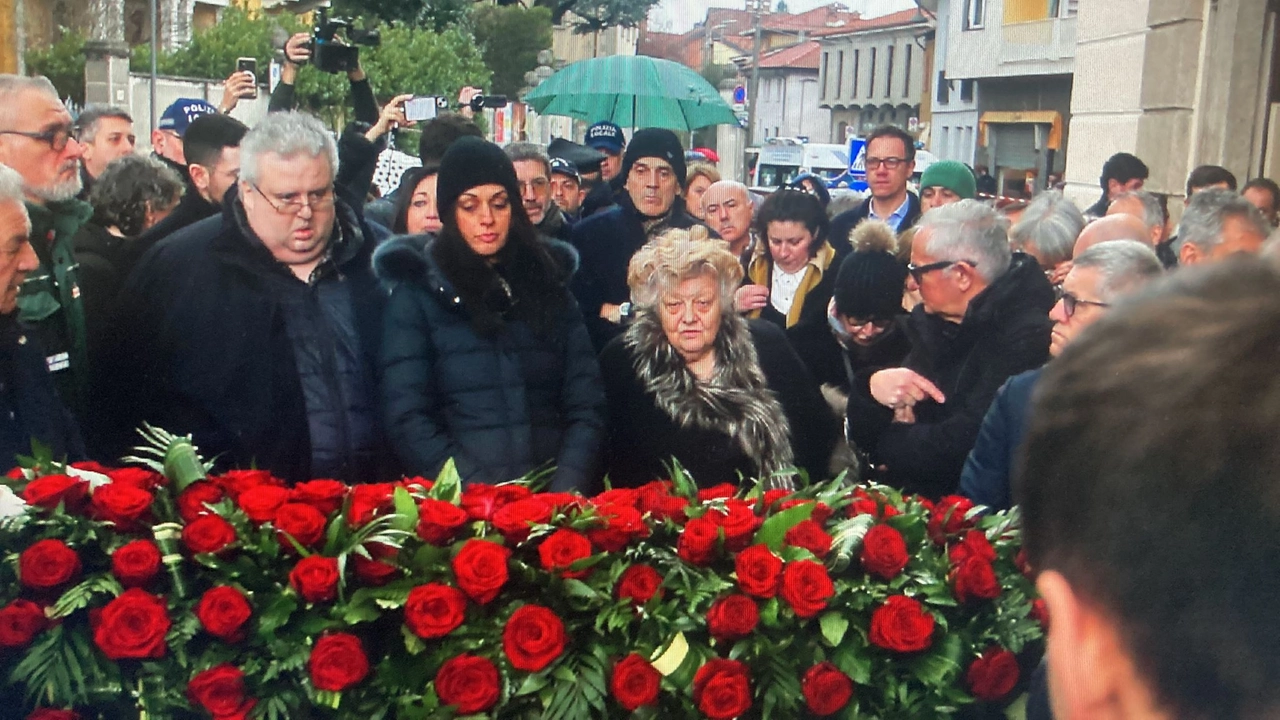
[{"xmin": 618, "ymin": 302, "xmax": 634, "ymax": 322}]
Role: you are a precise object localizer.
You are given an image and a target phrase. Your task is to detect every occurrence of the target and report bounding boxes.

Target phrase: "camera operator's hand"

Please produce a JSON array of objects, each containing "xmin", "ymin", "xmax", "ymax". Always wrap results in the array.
[
  {"xmin": 218, "ymin": 71, "xmax": 256, "ymax": 114},
  {"xmin": 458, "ymin": 86, "xmax": 483, "ymax": 119},
  {"xmin": 280, "ymin": 32, "xmax": 311, "ymax": 85},
  {"xmin": 365, "ymin": 94, "xmax": 414, "ymax": 142}
]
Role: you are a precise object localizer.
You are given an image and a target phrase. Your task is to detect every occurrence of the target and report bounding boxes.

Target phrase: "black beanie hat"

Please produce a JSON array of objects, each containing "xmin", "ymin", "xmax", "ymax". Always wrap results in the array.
[
  {"xmin": 833, "ymin": 249, "xmax": 908, "ymax": 321},
  {"xmin": 621, "ymin": 128, "xmax": 687, "ymax": 187},
  {"xmin": 436, "ymin": 136, "xmax": 523, "ymax": 219}
]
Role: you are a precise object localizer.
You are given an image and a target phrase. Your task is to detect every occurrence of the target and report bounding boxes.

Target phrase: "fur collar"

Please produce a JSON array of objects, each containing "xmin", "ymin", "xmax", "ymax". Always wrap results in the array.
[{"xmin": 624, "ymin": 310, "xmax": 796, "ymax": 490}]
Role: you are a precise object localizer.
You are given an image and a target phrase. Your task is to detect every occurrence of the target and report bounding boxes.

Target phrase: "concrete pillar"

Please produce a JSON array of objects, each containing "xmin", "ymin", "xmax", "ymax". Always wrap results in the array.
[{"xmin": 83, "ymin": 41, "xmax": 133, "ymax": 108}]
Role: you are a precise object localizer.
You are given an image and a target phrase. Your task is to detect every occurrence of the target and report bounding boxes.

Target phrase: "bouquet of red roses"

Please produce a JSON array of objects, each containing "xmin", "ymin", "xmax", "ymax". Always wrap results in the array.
[{"xmin": 0, "ymin": 431, "xmax": 1043, "ymax": 720}]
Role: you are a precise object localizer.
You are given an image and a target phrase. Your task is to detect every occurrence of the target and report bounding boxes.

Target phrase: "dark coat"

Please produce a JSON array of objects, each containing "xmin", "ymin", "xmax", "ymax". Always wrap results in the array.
[
  {"xmin": 72, "ymin": 223, "xmax": 135, "ymax": 363},
  {"xmin": 538, "ymin": 205, "xmax": 574, "ymax": 243},
  {"xmin": 787, "ymin": 316, "xmax": 912, "ymax": 393},
  {"xmin": 133, "ymin": 180, "xmax": 217, "ymax": 257},
  {"xmin": 108, "ymin": 189, "xmax": 389, "ymax": 483},
  {"xmin": 600, "ymin": 318, "xmax": 836, "ymax": 489},
  {"xmin": 828, "ymin": 191, "xmax": 921, "ymax": 253},
  {"xmin": 375, "ymin": 235, "xmax": 605, "ymax": 492},
  {"xmin": 0, "ymin": 315, "xmax": 84, "ymax": 468},
  {"xmin": 569, "ymin": 193, "xmax": 706, "ymax": 351},
  {"xmin": 959, "ymin": 367, "xmax": 1043, "ymax": 511},
  {"xmin": 846, "ymin": 253, "xmax": 1053, "ymax": 499}
]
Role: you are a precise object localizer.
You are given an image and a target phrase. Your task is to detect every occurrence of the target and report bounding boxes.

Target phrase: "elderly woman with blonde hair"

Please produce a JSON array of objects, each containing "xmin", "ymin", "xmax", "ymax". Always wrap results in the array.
[{"xmin": 599, "ymin": 227, "xmax": 836, "ymax": 489}]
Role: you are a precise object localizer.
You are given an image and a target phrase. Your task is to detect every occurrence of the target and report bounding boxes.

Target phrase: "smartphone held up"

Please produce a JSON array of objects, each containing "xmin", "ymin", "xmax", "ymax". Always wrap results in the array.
[{"xmin": 236, "ymin": 57, "xmax": 258, "ymax": 99}]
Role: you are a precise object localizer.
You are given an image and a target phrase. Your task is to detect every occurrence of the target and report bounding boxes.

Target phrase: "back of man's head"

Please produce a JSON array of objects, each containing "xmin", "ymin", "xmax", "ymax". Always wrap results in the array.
[
  {"xmin": 1019, "ymin": 256, "xmax": 1280, "ymax": 720},
  {"xmin": 1074, "ymin": 213, "xmax": 1151, "ymax": 256},
  {"xmin": 183, "ymin": 114, "xmax": 248, "ymax": 168},
  {"xmin": 1106, "ymin": 190, "xmax": 1164, "ymax": 239},
  {"xmin": 1009, "ymin": 191, "xmax": 1086, "ymax": 269},
  {"xmin": 1099, "ymin": 152, "xmax": 1148, "ymax": 192},
  {"xmin": 1175, "ymin": 188, "xmax": 1270, "ymax": 263},
  {"xmin": 1186, "ymin": 164, "xmax": 1238, "ymax": 197},
  {"xmin": 417, "ymin": 113, "xmax": 482, "ymax": 166}
]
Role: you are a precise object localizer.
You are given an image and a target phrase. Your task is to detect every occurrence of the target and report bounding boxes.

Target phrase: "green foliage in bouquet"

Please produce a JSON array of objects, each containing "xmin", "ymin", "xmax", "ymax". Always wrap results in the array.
[{"xmin": 0, "ymin": 435, "xmax": 1044, "ymax": 720}]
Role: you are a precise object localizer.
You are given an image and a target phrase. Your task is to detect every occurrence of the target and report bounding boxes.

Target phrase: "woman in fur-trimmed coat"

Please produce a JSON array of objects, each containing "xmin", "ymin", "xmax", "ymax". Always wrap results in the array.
[{"xmin": 599, "ymin": 229, "xmax": 836, "ymax": 490}]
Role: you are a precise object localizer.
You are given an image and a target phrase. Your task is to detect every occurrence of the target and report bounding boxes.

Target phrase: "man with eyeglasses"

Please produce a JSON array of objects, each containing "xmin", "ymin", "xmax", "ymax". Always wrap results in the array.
[
  {"xmin": 0, "ymin": 75, "xmax": 93, "ymax": 415},
  {"xmin": 828, "ymin": 125, "xmax": 922, "ymax": 253},
  {"xmin": 846, "ymin": 200, "xmax": 1054, "ymax": 499},
  {"xmin": 505, "ymin": 143, "xmax": 572, "ymax": 243},
  {"xmin": 107, "ymin": 112, "xmax": 390, "ymax": 483},
  {"xmin": 960, "ymin": 240, "xmax": 1163, "ymax": 512}
]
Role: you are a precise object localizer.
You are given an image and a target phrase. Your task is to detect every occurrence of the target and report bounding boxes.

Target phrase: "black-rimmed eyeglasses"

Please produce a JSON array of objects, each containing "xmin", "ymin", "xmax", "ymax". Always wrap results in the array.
[
  {"xmin": 907, "ymin": 259, "xmax": 976, "ymax": 283},
  {"xmin": 1055, "ymin": 286, "xmax": 1110, "ymax": 320},
  {"xmin": 0, "ymin": 124, "xmax": 75, "ymax": 152}
]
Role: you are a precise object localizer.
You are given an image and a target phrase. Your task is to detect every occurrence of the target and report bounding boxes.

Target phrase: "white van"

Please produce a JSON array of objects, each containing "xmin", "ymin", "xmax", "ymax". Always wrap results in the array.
[{"xmin": 751, "ymin": 139, "xmax": 849, "ymax": 190}]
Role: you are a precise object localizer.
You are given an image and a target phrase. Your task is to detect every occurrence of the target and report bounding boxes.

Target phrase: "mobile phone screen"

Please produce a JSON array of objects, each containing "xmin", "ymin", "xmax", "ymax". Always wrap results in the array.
[{"xmin": 404, "ymin": 96, "xmax": 439, "ymax": 122}]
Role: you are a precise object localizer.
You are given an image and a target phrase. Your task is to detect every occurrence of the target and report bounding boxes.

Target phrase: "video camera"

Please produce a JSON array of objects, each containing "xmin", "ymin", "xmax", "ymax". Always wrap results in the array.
[
  {"xmin": 466, "ymin": 94, "xmax": 509, "ymax": 112},
  {"xmin": 307, "ymin": 9, "xmax": 381, "ymax": 74}
]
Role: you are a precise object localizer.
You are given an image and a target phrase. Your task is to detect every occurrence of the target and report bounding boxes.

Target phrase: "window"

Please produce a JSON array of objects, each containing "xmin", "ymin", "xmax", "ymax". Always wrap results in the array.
[
  {"xmin": 869, "ymin": 47, "xmax": 877, "ymax": 98},
  {"xmin": 836, "ymin": 50, "xmax": 844, "ymax": 100},
  {"xmin": 936, "ymin": 71, "xmax": 950, "ymax": 103},
  {"xmin": 904, "ymin": 45, "xmax": 912, "ymax": 98},
  {"xmin": 960, "ymin": 79, "xmax": 975, "ymax": 102},
  {"xmin": 964, "ymin": 0, "xmax": 986, "ymax": 29},
  {"xmin": 821, "ymin": 52, "xmax": 829, "ymax": 99},
  {"xmin": 885, "ymin": 46, "xmax": 894, "ymax": 99},
  {"xmin": 852, "ymin": 50, "xmax": 860, "ymax": 97},
  {"xmin": 1049, "ymin": 0, "xmax": 1078, "ymax": 18}
]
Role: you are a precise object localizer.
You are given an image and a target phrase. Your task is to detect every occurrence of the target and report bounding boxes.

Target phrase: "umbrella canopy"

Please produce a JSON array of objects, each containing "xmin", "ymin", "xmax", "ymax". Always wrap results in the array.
[{"xmin": 524, "ymin": 55, "xmax": 740, "ymax": 132}]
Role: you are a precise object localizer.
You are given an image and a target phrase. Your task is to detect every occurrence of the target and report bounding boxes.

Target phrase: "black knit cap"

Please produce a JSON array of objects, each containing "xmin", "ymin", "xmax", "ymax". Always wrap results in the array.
[
  {"xmin": 833, "ymin": 250, "xmax": 908, "ymax": 321},
  {"xmin": 436, "ymin": 136, "xmax": 523, "ymax": 219},
  {"xmin": 621, "ymin": 128, "xmax": 687, "ymax": 187}
]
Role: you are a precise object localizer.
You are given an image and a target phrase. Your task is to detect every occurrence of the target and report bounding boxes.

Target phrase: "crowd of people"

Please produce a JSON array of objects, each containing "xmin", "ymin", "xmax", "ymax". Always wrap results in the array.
[{"xmin": 2, "ymin": 47, "xmax": 1280, "ymax": 717}]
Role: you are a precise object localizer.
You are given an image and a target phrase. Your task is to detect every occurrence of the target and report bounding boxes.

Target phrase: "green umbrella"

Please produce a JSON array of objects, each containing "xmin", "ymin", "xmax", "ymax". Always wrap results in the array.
[{"xmin": 523, "ymin": 55, "xmax": 740, "ymax": 132}]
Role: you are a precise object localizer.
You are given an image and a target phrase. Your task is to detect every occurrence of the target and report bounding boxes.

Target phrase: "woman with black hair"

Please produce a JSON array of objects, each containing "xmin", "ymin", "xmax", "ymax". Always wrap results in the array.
[
  {"xmin": 390, "ymin": 165, "xmax": 443, "ymax": 236},
  {"xmin": 376, "ymin": 137, "xmax": 605, "ymax": 491},
  {"xmin": 736, "ymin": 189, "xmax": 838, "ymax": 333}
]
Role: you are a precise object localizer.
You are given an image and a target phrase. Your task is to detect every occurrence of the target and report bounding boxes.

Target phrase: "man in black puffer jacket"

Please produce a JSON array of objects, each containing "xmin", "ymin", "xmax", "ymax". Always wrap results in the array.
[
  {"xmin": 570, "ymin": 128, "xmax": 708, "ymax": 352},
  {"xmin": 847, "ymin": 200, "xmax": 1053, "ymax": 499},
  {"xmin": 106, "ymin": 113, "xmax": 391, "ymax": 483}
]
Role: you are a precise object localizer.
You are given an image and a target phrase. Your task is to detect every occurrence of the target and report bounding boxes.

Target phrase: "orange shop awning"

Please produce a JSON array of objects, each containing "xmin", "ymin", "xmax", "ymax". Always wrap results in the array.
[{"xmin": 978, "ymin": 110, "xmax": 1063, "ymax": 150}]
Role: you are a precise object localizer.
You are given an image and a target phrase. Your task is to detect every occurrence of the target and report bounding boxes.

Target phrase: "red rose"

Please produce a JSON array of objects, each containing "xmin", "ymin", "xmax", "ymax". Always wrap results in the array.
[
  {"xmin": 91, "ymin": 483, "xmax": 153, "ymax": 528},
  {"xmin": 452, "ymin": 539, "xmax": 511, "ymax": 604},
  {"xmin": 435, "ymin": 654, "xmax": 500, "ymax": 714},
  {"xmin": 273, "ymin": 503, "xmax": 327, "ymax": 549},
  {"xmin": 404, "ymin": 583, "xmax": 467, "ymax": 639},
  {"xmin": 182, "ymin": 515, "xmax": 237, "ymax": 555},
  {"xmin": 539, "ymin": 492, "xmax": 579, "ymax": 512},
  {"xmin": 714, "ymin": 500, "xmax": 758, "ymax": 551},
  {"xmin": 187, "ymin": 664, "xmax": 254, "ymax": 718},
  {"xmin": 460, "ymin": 485, "xmax": 500, "ymax": 521},
  {"xmin": 780, "ymin": 499, "xmax": 833, "ymax": 524},
  {"xmin": 966, "ymin": 647, "xmax": 1020, "ymax": 701},
  {"xmin": 949, "ymin": 530, "xmax": 996, "ymax": 565},
  {"xmin": 861, "ymin": 524, "xmax": 910, "ymax": 580},
  {"xmin": 611, "ymin": 653, "xmax": 661, "ymax": 711},
  {"xmin": 308, "ymin": 633, "xmax": 369, "ymax": 691},
  {"xmin": 21, "ymin": 474, "xmax": 87, "ymax": 510},
  {"xmin": 492, "ymin": 497, "xmax": 552, "ymax": 544},
  {"xmin": 290, "ymin": 479, "xmax": 348, "ymax": 516},
  {"xmin": 537, "ymin": 529, "xmax": 593, "ymax": 579},
  {"xmin": 196, "ymin": 586, "xmax": 252, "ymax": 642},
  {"xmin": 677, "ymin": 516, "xmax": 720, "ymax": 566},
  {"xmin": 953, "ymin": 556, "xmax": 1001, "ymax": 603},
  {"xmin": 416, "ymin": 499, "xmax": 469, "ymax": 545},
  {"xmin": 734, "ymin": 544, "xmax": 782, "ymax": 598},
  {"xmin": 289, "ymin": 556, "xmax": 340, "ymax": 603},
  {"xmin": 1030, "ymin": 598, "xmax": 1050, "ymax": 630},
  {"xmin": 111, "ymin": 539, "xmax": 161, "ymax": 588},
  {"xmin": 592, "ymin": 488, "xmax": 639, "ymax": 508},
  {"xmin": 26, "ymin": 711, "xmax": 79, "ymax": 720},
  {"xmin": 869, "ymin": 595, "xmax": 935, "ymax": 653},
  {"xmin": 107, "ymin": 467, "xmax": 164, "ymax": 491},
  {"xmin": 352, "ymin": 543, "xmax": 399, "ymax": 586},
  {"xmin": 636, "ymin": 482, "xmax": 688, "ymax": 523},
  {"xmin": 761, "ymin": 488, "xmax": 791, "ymax": 510},
  {"xmin": 784, "ymin": 519, "xmax": 833, "ymax": 558},
  {"xmin": 706, "ymin": 594, "xmax": 758, "ymax": 641},
  {"xmin": 692, "ymin": 658, "xmax": 752, "ymax": 720},
  {"xmin": 212, "ymin": 469, "xmax": 281, "ymax": 500},
  {"xmin": 176, "ymin": 481, "xmax": 225, "ymax": 522},
  {"xmin": 780, "ymin": 560, "xmax": 834, "ymax": 618},
  {"xmin": 616, "ymin": 564, "xmax": 663, "ymax": 606},
  {"xmin": 502, "ymin": 604, "xmax": 566, "ymax": 672},
  {"xmin": 697, "ymin": 483, "xmax": 737, "ymax": 502},
  {"xmin": 587, "ymin": 503, "xmax": 648, "ymax": 552},
  {"xmin": 347, "ymin": 483, "xmax": 396, "ymax": 528},
  {"xmin": 19, "ymin": 539, "xmax": 80, "ymax": 591},
  {"xmin": 92, "ymin": 588, "xmax": 170, "ymax": 660},
  {"xmin": 0, "ymin": 599, "xmax": 47, "ymax": 648},
  {"xmin": 929, "ymin": 495, "xmax": 977, "ymax": 542},
  {"xmin": 802, "ymin": 662, "xmax": 854, "ymax": 716},
  {"xmin": 236, "ymin": 485, "xmax": 289, "ymax": 524}
]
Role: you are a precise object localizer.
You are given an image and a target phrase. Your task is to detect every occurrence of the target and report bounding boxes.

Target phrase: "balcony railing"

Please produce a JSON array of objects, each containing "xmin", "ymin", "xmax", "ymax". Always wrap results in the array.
[{"xmin": 1000, "ymin": 17, "xmax": 1076, "ymax": 64}]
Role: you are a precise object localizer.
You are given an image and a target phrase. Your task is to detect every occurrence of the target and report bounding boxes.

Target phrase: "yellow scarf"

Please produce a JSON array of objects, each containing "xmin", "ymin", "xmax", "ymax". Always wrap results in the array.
[{"xmin": 746, "ymin": 241, "xmax": 836, "ymax": 328}]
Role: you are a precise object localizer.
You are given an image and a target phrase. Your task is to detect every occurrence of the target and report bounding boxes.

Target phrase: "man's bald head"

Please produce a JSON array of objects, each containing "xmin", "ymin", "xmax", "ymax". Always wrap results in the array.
[
  {"xmin": 1074, "ymin": 214, "xmax": 1150, "ymax": 257},
  {"xmin": 1106, "ymin": 190, "xmax": 1165, "ymax": 246},
  {"xmin": 701, "ymin": 180, "xmax": 753, "ymax": 253}
]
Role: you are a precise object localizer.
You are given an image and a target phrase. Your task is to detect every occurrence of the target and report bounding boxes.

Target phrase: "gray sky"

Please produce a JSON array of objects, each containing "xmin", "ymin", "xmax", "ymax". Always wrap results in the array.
[{"xmin": 649, "ymin": 0, "xmax": 920, "ymax": 33}]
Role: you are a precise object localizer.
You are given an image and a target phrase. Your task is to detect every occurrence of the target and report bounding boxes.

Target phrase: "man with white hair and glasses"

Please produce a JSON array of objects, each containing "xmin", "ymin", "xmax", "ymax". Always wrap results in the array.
[
  {"xmin": 108, "ymin": 112, "xmax": 390, "ymax": 482},
  {"xmin": 846, "ymin": 200, "xmax": 1055, "ymax": 498},
  {"xmin": 0, "ymin": 75, "xmax": 92, "ymax": 412}
]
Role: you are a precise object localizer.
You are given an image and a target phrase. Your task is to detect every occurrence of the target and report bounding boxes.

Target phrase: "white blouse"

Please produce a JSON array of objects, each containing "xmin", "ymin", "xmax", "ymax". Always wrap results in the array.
[{"xmin": 770, "ymin": 264, "xmax": 807, "ymax": 317}]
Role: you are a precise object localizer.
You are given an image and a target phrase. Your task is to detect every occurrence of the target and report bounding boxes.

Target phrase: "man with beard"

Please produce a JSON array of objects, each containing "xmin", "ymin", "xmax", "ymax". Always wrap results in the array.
[
  {"xmin": 505, "ymin": 142, "xmax": 573, "ymax": 242},
  {"xmin": 0, "ymin": 75, "xmax": 93, "ymax": 411},
  {"xmin": 570, "ymin": 128, "xmax": 706, "ymax": 351}
]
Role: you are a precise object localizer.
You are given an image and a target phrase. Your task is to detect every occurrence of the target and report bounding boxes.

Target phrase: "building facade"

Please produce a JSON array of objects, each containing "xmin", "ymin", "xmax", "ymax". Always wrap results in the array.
[
  {"xmin": 750, "ymin": 41, "xmax": 830, "ymax": 142},
  {"xmin": 816, "ymin": 9, "xmax": 934, "ymax": 143}
]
